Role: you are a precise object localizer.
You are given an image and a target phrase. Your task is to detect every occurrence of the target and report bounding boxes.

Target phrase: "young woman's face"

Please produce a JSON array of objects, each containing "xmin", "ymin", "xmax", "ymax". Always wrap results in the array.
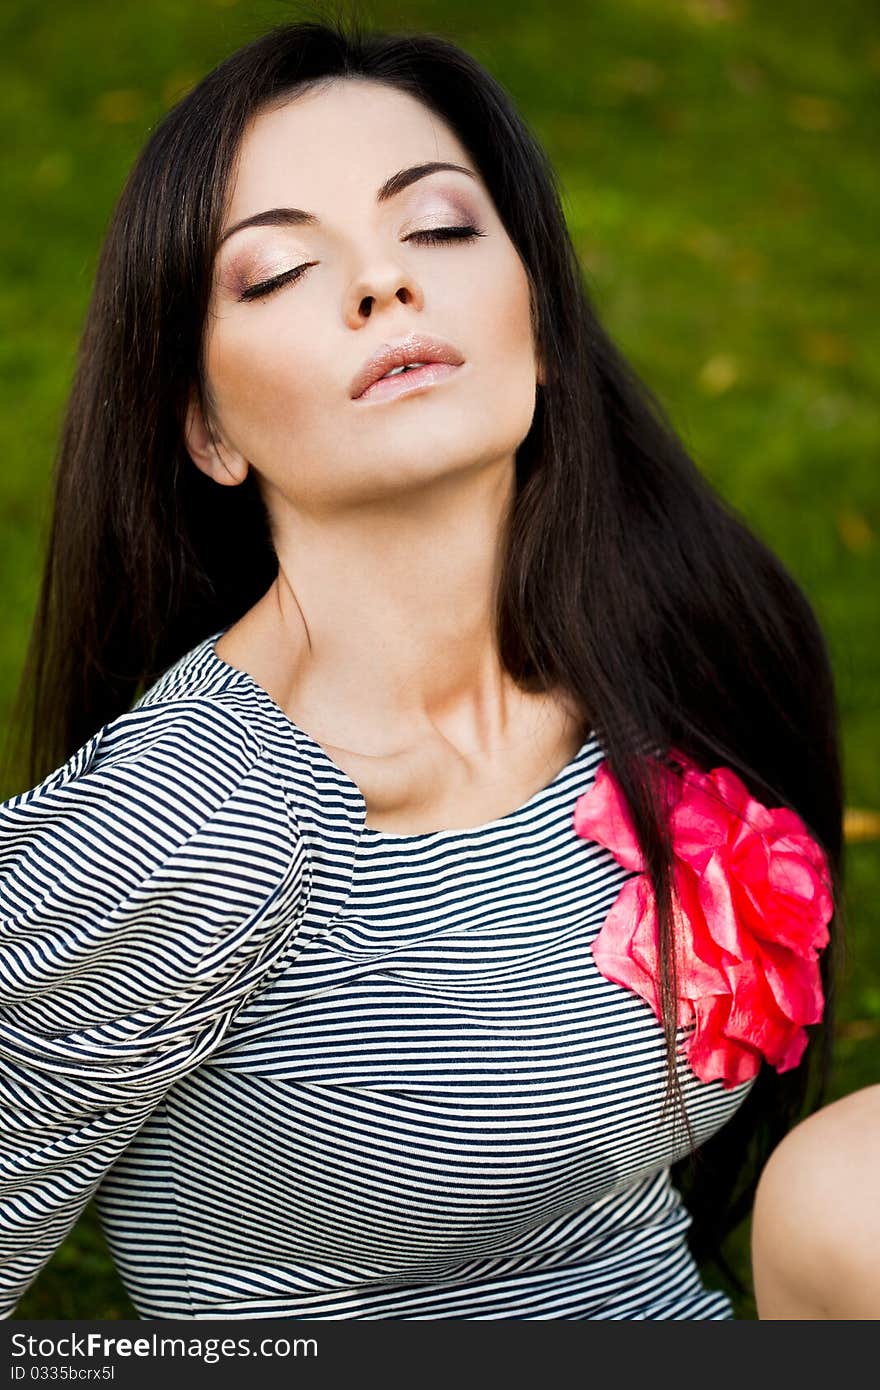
[{"xmin": 199, "ymin": 78, "xmax": 542, "ymax": 511}]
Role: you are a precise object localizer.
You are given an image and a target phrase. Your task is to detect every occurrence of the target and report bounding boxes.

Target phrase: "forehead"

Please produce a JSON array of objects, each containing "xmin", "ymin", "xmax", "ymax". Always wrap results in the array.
[{"xmin": 225, "ymin": 79, "xmax": 472, "ymax": 218}]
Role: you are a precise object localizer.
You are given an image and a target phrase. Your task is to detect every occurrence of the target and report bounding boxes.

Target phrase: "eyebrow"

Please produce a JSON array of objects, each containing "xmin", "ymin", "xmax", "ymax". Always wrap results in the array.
[{"xmin": 217, "ymin": 161, "xmax": 479, "ymax": 248}]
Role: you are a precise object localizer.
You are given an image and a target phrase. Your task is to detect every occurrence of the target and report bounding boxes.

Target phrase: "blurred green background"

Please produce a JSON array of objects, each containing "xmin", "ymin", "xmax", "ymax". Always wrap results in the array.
[{"xmin": 1, "ymin": 0, "xmax": 878, "ymax": 1321}]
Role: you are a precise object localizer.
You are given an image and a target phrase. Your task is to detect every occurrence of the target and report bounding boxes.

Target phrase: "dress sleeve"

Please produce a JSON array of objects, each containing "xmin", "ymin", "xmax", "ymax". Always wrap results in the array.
[{"xmin": 0, "ymin": 700, "xmax": 309, "ymax": 1317}]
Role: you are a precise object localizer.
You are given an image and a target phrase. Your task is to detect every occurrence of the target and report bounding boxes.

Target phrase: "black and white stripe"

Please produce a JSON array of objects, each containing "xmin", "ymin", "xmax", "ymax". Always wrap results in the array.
[{"xmin": 1, "ymin": 629, "xmax": 755, "ymax": 1319}]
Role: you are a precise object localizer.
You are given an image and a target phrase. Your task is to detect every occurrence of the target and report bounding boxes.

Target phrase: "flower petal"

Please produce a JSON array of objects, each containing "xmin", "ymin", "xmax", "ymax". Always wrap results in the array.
[
  {"xmin": 670, "ymin": 867, "xmax": 735, "ymax": 998},
  {"xmin": 721, "ymin": 961, "xmax": 807, "ymax": 1067},
  {"xmin": 737, "ymin": 855, "xmax": 832, "ymax": 955},
  {"xmin": 686, "ymin": 994, "xmax": 763, "ymax": 1088},
  {"xmin": 590, "ymin": 878, "xmax": 662, "ymax": 1017},
  {"xmin": 670, "ymin": 787, "xmax": 730, "ymax": 868},
  {"xmin": 573, "ymin": 762, "xmax": 645, "ymax": 871},
  {"xmin": 768, "ymin": 1024, "xmax": 810, "ymax": 1073},
  {"xmin": 756, "ymin": 939, "xmax": 825, "ymax": 1025},
  {"xmin": 696, "ymin": 848, "xmax": 749, "ymax": 957}
]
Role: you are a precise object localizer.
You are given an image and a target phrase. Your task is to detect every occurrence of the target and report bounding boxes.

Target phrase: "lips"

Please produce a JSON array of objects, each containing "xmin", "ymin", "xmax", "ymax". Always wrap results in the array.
[{"xmin": 349, "ymin": 333, "xmax": 465, "ymax": 400}]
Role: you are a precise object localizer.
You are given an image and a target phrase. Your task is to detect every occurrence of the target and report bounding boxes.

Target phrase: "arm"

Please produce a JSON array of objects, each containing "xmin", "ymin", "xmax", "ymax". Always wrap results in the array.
[{"xmin": 0, "ymin": 700, "xmax": 307, "ymax": 1316}]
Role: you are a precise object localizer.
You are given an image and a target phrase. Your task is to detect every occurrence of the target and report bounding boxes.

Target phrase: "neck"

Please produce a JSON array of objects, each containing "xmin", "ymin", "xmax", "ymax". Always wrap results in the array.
[{"xmin": 261, "ymin": 457, "xmax": 526, "ymax": 758}]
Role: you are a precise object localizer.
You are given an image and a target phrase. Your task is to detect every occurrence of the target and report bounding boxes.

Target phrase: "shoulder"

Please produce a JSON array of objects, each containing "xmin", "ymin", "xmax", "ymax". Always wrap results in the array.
[
  {"xmin": 751, "ymin": 1085, "xmax": 880, "ymax": 1318},
  {"xmin": 1, "ymin": 695, "xmax": 304, "ymax": 943},
  {"xmin": 3, "ymin": 697, "xmax": 265, "ymax": 821},
  {"xmin": 755, "ymin": 1083, "xmax": 880, "ymax": 1206}
]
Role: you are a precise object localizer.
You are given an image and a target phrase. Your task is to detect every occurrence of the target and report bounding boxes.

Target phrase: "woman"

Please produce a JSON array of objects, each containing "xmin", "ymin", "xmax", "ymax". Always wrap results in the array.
[{"xmin": 0, "ymin": 15, "xmax": 846, "ymax": 1319}]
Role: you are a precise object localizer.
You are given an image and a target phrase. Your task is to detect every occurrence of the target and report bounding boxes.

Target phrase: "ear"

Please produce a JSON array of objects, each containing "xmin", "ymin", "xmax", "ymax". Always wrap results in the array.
[{"xmin": 184, "ymin": 392, "xmax": 248, "ymax": 486}]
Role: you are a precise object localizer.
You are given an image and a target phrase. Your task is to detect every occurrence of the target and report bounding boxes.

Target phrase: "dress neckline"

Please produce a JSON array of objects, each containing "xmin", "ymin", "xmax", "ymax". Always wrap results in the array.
[{"xmin": 200, "ymin": 627, "xmax": 598, "ymax": 842}]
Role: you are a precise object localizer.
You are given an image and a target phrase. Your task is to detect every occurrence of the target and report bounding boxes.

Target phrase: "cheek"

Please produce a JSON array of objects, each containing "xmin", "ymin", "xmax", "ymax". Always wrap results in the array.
[
  {"xmin": 480, "ymin": 262, "xmax": 541, "ymax": 438},
  {"xmin": 205, "ymin": 315, "xmax": 324, "ymax": 443},
  {"xmin": 480, "ymin": 257, "xmax": 537, "ymax": 364}
]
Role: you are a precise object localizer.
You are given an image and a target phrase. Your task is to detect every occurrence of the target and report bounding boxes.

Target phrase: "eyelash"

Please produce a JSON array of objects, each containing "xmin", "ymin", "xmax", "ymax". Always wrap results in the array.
[{"xmin": 239, "ymin": 225, "xmax": 485, "ymax": 302}]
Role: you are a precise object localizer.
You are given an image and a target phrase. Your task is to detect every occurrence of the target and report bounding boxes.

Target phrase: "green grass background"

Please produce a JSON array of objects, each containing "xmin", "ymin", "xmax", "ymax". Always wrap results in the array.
[{"xmin": 1, "ymin": 0, "xmax": 877, "ymax": 1320}]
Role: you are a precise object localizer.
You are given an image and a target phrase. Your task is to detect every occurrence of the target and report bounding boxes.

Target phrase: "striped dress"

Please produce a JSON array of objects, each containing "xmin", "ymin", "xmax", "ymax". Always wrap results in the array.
[{"xmin": 0, "ymin": 628, "xmax": 756, "ymax": 1319}]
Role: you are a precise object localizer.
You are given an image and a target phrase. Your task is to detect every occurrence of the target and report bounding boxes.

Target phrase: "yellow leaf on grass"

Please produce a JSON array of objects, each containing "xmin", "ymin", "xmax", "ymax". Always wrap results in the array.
[
  {"xmin": 162, "ymin": 71, "xmax": 199, "ymax": 106},
  {"xmin": 836, "ymin": 511, "xmax": 874, "ymax": 552},
  {"xmin": 835, "ymin": 1019, "xmax": 880, "ymax": 1041},
  {"xmin": 844, "ymin": 808, "xmax": 880, "ymax": 842},
  {"xmin": 95, "ymin": 90, "xmax": 144, "ymax": 124},
  {"xmin": 800, "ymin": 330, "xmax": 853, "ymax": 365},
  {"xmin": 698, "ymin": 354, "xmax": 739, "ymax": 394},
  {"xmin": 787, "ymin": 94, "xmax": 846, "ymax": 132}
]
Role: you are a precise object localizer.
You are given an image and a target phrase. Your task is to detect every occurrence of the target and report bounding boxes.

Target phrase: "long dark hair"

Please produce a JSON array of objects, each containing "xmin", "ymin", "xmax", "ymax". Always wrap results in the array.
[{"xmin": 1, "ymin": 9, "xmax": 846, "ymax": 1293}]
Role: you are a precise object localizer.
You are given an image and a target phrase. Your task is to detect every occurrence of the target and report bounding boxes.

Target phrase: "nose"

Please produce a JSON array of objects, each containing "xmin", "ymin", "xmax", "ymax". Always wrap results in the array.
[{"xmin": 344, "ymin": 259, "xmax": 425, "ymax": 324}]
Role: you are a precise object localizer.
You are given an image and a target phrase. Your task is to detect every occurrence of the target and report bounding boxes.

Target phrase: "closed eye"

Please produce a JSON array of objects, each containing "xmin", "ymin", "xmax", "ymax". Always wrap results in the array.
[
  {"xmin": 239, "ymin": 263, "xmax": 318, "ymax": 302},
  {"xmin": 239, "ymin": 225, "xmax": 485, "ymax": 302},
  {"xmin": 407, "ymin": 224, "xmax": 485, "ymax": 246}
]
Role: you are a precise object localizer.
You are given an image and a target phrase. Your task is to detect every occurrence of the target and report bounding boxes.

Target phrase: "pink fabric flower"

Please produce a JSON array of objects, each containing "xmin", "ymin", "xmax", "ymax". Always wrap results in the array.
[{"xmin": 572, "ymin": 749, "xmax": 834, "ymax": 1089}]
